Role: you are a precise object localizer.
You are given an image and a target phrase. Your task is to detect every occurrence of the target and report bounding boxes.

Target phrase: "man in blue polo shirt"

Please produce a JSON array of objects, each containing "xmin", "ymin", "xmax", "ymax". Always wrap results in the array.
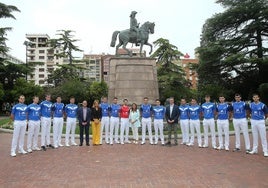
[
  {"xmin": 109, "ymin": 97, "xmax": 121, "ymax": 145},
  {"xmin": 65, "ymin": 96, "xmax": 78, "ymax": 146},
  {"xmin": 179, "ymin": 98, "xmax": 189, "ymax": 145},
  {"xmin": 248, "ymin": 93, "xmax": 268, "ymax": 157},
  {"xmin": 140, "ymin": 97, "xmax": 153, "ymax": 145},
  {"xmin": 231, "ymin": 93, "xmax": 250, "ymax": 153},
  {"xmin": 40, "ymin": 94, "xmax": 53, "ymax": 151},
  {"xmin": 100, "ymin": 97, "xmax": 110, "ymax": 145},
  {"xmin": 216, "ymin": 95, "xmax": 231, "ymax": 151},
  {"xmin": 10, "ymin": 95, "xmax": 28, "ymax": 157},
  {"xmin": 201, "ymin": 95, "xmax": 216, "ymax": 149},
  {"xmin": 52, "ymin": 96, "xmax": 65, "ymax": 148},
  {"xmin": 187, "ymin": 98, "xmax": 202, "ymax": 147},
  {"xmin": 152, "ymin": 99, "xmax": 165, "ymax": 145},
  {"xmin": 26, "ymin": 96, "xmax": 41, "ymax": 153}
]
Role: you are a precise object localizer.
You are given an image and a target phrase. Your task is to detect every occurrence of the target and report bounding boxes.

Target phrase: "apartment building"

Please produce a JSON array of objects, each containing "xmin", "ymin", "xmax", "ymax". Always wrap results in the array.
[
  {"xmin": 81, "ymin": 54, "xmax": 102, "ymax": 82},
  {"xmin": 25, "ymin": 34, "xmax": 63, "ymax": 86}
]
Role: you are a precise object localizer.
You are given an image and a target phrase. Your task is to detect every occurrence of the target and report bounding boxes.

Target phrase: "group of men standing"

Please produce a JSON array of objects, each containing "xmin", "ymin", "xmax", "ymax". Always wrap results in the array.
[{"xmin": 10, "ymin": 93, "xmax": 268, "ymax": 158}]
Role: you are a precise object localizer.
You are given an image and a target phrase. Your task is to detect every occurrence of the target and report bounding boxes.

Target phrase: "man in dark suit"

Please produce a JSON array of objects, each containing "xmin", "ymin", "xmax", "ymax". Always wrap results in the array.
[
  {"xmin": 77, "ymin": 100, "xmax": 91, "ymax": 146},
  {"xmin": 165, "ymin": 97, "xmax": 179, "ymax": 146}
]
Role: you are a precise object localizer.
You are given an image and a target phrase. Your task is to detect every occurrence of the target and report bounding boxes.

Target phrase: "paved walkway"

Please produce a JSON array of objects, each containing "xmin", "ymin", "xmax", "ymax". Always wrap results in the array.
[{"xmin": 0, "ymin": 132, "xmax": 268, "ymax": 188}]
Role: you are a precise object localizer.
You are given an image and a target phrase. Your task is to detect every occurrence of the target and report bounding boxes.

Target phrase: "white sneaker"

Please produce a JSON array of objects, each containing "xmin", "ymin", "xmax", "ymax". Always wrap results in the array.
[
  {"xmin": 187, "ymin": 143, "xmax": 194, "ymax": 146},
  {"xmin": 198, "ymin": 144, "xmax": 202, "ymax": 148},
  {"xmin": 248, "ymin": 150, "xmax": 258, "ymax": 155},
  {"xmin": 32, "ymin": 147, "xmax": 41, "ymax": 151},
  {"xmin": 217, "ymin": 146, "xmax": 224, "ymax": 150},
  {"xmin": 213, "ymin": 146, "xmax": 217, "ymax": 149},
  {"xmin": 264, "ymin": 152, "xmax": 268, "ymax": 157},
  {"xmin": 120, "ymin": 142, "xmax": 124, "ymax": 145},
  {"xmin": 58, "ymin": 143, "xmax": 64, "ymax": 147},
  {"xmin": 225, "ymin": 147, "xmax": 229, "ymax": 151},
  {"xmin": 27, "ymin": 149, "xmax": 33, "ymax": 153},
  {"xmin": 54, "ymin": 145, "xmax": 58, "ymax": 149},
  {"xmin": 125, "ymin": 140, "xmax": 131, "ymax": 144},
  {"xmin": 18, "ymin": 149, "xmax": 27, "ymax": 154},
  {"xmin": 65, "ymin": 143, "xmax": 70, "ymax": 147},
  {"xmin": 71, "ymin": 142, "xmax": 78, "ymax": 146},
  {"xmin": 10, "ymin": 152, "xmax": 16, "ymax": 157},
  {"xmin": 202, "ymin": 145, "xmax": 208, "ymax": 148}
]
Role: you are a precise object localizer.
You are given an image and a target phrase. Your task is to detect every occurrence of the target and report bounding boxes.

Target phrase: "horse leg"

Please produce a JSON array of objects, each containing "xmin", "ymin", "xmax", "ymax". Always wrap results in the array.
[
  {"xmin": 123, "ymin": 42, "xmax": 132, "ymax": 57},
  {"xmin": 115, "ymin": 41, "xmax": 122, "ymax": 56},
  {"xmin": 139, "ymin": 41, "xmax": 144, "ymax": 57},
  {"xmin": 145, "ymin": 42, "xmax": 153, "ymax": 55}
]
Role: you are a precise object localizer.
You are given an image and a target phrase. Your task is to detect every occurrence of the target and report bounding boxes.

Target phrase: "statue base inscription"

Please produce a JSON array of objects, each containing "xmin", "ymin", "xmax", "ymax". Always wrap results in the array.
[{"xmin": 108, "ymin": 57, "xmax": 159, "ymax": 104}]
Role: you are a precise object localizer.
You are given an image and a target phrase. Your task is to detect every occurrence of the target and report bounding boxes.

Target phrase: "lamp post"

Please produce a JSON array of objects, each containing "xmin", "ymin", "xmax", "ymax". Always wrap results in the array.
[{"xmin": 23, "ymin": 40, "xmax": 33, "ymax": 81}]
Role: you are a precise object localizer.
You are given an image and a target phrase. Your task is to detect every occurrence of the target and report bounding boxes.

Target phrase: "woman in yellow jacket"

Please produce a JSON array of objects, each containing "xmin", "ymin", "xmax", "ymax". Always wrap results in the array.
[{"xmin": 91, "ymin": 100, "xmax": 102, "ymax": 145}]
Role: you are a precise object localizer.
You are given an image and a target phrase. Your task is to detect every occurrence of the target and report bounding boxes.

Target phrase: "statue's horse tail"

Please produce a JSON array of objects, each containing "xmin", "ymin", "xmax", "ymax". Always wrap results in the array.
[{"xmin": 110, "ymin": 31, "xmax": 120, "ymax": 47}]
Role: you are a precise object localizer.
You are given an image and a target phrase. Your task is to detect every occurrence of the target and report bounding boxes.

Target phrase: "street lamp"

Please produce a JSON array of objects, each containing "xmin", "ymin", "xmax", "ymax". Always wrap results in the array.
[{"xmin": 23, "ymin": 40, "xmax": 33, "ymax": 81}]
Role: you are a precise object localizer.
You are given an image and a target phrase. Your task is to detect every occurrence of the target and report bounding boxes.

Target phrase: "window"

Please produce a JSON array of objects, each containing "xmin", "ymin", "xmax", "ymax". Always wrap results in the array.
[
  {"xmin": 39, "ymin": 74, "xmax": 45, "ymax": 78},
  {"xmin": 39, "ymin": 56, "xmax": 45, "ymax": 60},
  {"xmin": 39, "ymin": 50, "xmax": 45, "ymax": 53},
  {"xmin": 39, "ymin": 80, "xmax": 45, "ymax": 84},
  {"xmin": 39, "ymin": 68, "xmax": 45, "ymax": 72}
]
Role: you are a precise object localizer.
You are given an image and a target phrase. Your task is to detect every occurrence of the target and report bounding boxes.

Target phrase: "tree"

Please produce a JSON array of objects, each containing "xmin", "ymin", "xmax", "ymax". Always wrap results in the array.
[
  {"xmin": 87, "ymin": 81, "xmax": 108, "ymax": 105},
  {"xmin": 0, "ymin": 2, "xmax": 20, "ymax": 54},
  {"xmin": 49, "ymin": 30, "xmax": 83, "ymax": 65},
  {"xmin": 197, "ymin": 0, "xmax": 268, "ymax": 100},
  {"xmin": 151, "ymin": 38, "xmax": 190, "ymax": 103},
  {"xmin": 10, "ymin": 78, "xmax": 44, "ymax": 104}
]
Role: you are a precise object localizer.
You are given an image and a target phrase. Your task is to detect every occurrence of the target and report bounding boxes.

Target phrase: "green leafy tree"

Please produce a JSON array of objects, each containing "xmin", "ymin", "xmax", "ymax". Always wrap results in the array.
[
  {"xmin": 10, "ymin": 78, "xmax": 44, "ymax": 104},
  {"xmin": 197, "ymin": 0, "xmax": 268, "ymax": 100},
  {"xmin": 151, "ymin": 38, "xmax": 190, "ymax": 103},
  {"xmin": 0, "ymin": 2, "xmax": 20, "ymax": 54},
  {"xmin": 47, "ymin": 79, "xmax": 88, "ymax": 104},
  {"xmin": 87, "ymin": 81, "xmax": 108, "ymax": 105}
]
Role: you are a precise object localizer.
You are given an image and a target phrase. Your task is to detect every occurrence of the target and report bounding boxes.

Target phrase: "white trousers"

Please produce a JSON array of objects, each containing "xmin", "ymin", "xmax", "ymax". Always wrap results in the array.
[
  {"xmin": 27, "ymin": 120, "xmax": 40, "ymax": 150},
  {"xmin": 120, "ymin": 118, "xmax": 129, "ymax": 143},
  {"xmin": 11, "ymin": 120, "xmax": 27, "ymax": 153},
  {"xmin": 189, "ymin": 119, "xmax": 202, "ymax": 145},
  {"xmin": 53, "ymin": 117, "xmax": 63, "ymax": 147},
  {"xmin": 180, "ymin": 119, "xmax": 189, "ymax": 143},
  {"xmin": 233, "ymin": 118, "xmax": 250, "ymax": 150},
  {"xmin": 110, "ymin": 117, "xmax": 119, "ymax": 144},
  {"xmin": 141, "ymin": 117, "xmax": 153, "ymax": 143},
  {"xmin": 65, "ymin": 117, "xmax": 77, "ymax": 144},
  {"xmin": 250, "ymin": 119, "xmax": 268, "ymax": 153},
  {"xmin": 100, "ymin": 116, "xmax": 109, "ymax": 144},
  {"xmin": 41, "ymin": 117, "xmax": 51, "ymax": 146},
  {"xmin": 131, "ymin": 124, "xmax": 139, "ymax": 141},
  {"xmin": 217, "ymin": 119, "xmax": 229, "ymax": 148},
  {"xmin": 154, "ymin": 119, "xmax": 164, "ymax": 144},
  {"xmin": 203, "ymin": 118, "xmax": 216, "ymax": 147}
]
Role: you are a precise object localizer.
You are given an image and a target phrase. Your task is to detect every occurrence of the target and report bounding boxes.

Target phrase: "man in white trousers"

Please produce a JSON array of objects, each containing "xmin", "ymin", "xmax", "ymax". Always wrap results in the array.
[
  {"xmin": 10, "ymin": 95, "xmax": 28, "ymax": 157},
  {"xmin": 201, "ymin": 95, "xmax": 216, "ymax": 149},
  {"xmin": 216, "ymin": 95, "xmax": 231, "ymax": 151},
  {"xmin": 120, "ymin": 98, "xmax": 130, "ymax": 144},
  {"xmin": 248, "ymin": 93, "xmax": 268, "ymax": 157},
  {"xmin": 100, "ymin": 97, "xmax": 110, "ymax": 144},
  {"xmin": 109, "ymin": 97, "xmax": 121, "ymax": 145},
  {"xmin": 26, "ymin": 96, "xmax": 41, "ymax": 153},
  {"xmin": 65, "ymin": 96, "xmax": 78, "ymax": 146},
  {"xmin": 40, "ymin": 94, "xmax": 53, "ymax": 151},
  {"xmin": 179, "ymin": 98, "xmax": 189, "ymax": 145},
  {"xmin": 52, "ymin": 96, "xmax": 65, "ymax": 148},
  {"xmin": 152, "ymin": 99, "xmax": 165, "ymax": 145},
  {"xmin": 231, "ymin": 93, "xmax": 250, "ymax": 153},
  {"xmin": 140, "ymin": 97, "xmax": 153, "ymax": 145},
  {"xmin": 187, "ymin": 98, "xmax": 202, "ymax": 147}
]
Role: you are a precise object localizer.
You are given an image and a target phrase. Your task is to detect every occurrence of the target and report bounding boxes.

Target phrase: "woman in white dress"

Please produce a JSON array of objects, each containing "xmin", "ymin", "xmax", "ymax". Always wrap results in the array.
[{"xmin": 129, "ymin": 103, "xmax": 141, "ymax": 144}]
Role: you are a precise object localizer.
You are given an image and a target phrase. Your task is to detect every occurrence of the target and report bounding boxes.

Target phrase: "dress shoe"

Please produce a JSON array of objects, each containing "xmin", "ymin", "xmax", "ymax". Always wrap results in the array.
[{"xmin": 79, "ymin": 143, "xmax": 83, "ymax": 146}]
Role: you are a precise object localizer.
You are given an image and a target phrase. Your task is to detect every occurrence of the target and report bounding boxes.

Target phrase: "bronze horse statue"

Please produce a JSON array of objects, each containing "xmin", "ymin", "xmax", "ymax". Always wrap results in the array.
[{"xmin": 110, "ymin": 21, "xmax": 155, "ymax": 57}]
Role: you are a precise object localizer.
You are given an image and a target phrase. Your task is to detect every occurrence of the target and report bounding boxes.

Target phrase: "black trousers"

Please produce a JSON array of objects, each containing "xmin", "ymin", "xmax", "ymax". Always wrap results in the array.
[{"xmin": 79, "ymin": 123, "xmax": 90, "ymax": 144}]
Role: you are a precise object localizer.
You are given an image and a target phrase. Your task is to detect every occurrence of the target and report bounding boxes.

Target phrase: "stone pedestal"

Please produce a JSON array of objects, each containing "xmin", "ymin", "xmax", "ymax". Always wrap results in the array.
[{"xmin": 108, "ymin": 57, "xmax": 159, "ymax": 104}]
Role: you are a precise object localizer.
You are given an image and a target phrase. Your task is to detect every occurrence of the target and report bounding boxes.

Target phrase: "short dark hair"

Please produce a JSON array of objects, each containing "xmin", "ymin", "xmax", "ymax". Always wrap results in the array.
[
  {"xmin": 113, "ymin": 97, "xmax": 118, "ymax": 100},
  {"xmin": 123, "ymin": 98, "xmax": 128, "ymax": 102},
  {"xmin": 155, "ymin": 99, "xmax": 160, "ymax": 102},
  {"xmin": 144, "ymin": 97, "xmax": 148, "ymax": 100},
  {"xmin": 235, "ymin": 93, "xmax": 241, "ymax": 97},
  {"xmin": 205, "ymin": 95, "xmax": 210, "ymax": 98}
]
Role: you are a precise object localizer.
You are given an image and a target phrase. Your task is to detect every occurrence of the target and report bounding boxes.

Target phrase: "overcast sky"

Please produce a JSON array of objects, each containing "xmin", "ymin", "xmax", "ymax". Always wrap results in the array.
[{"xmin": 1, "ymin": 0, "xmax": 223, "ymax": 61}]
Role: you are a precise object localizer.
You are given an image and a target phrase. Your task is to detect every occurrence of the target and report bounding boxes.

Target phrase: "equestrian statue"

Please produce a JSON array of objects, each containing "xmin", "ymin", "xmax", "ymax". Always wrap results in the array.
[{"xmin": 110, "ymin": 11, "xmax": 155, "ymax": 57}]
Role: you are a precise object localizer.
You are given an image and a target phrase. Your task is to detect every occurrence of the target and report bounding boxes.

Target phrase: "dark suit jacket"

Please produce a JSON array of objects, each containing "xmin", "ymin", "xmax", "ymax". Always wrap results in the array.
[
  {"xmin": 77, "ymin": 107, "xmax": 91, "ymax": 125},
  {"xmin": 165, "ymin": 104, "xmax": 179, "ymax": 124}
]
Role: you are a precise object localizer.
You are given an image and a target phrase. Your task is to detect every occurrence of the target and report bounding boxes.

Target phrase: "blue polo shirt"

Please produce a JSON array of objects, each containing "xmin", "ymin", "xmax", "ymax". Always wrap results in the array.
[
  {"xmin": 140, "ymin": 104, "xmax": 152, "ymax": 118},
  {"xmin": 250, "ymin": 102, "xmax": 268, "ymax": 120},
  {"xmin": 40, "ymin": 100, "xmax": 52, "ymax": 118},
  {"xmin": 65, "ymin": 103, "xmax": 78, "ymax": 118},
  {"xmin": 216, "ymin": 103, "xmax": 231, "ymax": 120},
  {"xmin": 153, "ymin": 105, "xmax": 165, "ymax": 119},
  {"xmin": 232, "ymin": 101, "xmax": 247, "ymax": 119},
  {"xmin": 12, "ymin": 103, "xmax": 27, "ymax": 121},
  {"xmin": 52, "ymin": 102, "xmax": 65, "ymax": 118},
  {"xmin": 189, "ymin": 105, "xmax": 201, "ymax": 120},
  {"xmin": 179, "ymin": 105, "xmax": 189, "ymax": 120},
  {"xmin": 201, "ymin": 102, "xmax": 215, "ymax": 119},
  {"xmin": 27, "ymin": 103, "xmax": 41, "ymax": 121},
  {"xmin": 100, "ymin": 103, "xmax": 110, "ymax": 117},
  {"xmin": 110, "ymin": 104, "xmax": 121, "ymax": 117}
]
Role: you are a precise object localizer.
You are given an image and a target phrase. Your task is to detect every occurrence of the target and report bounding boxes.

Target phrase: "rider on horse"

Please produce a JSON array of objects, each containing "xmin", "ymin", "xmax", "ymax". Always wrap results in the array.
[{"xmin": 130, "ymin": 11, "xmax": 140, "ymax": 46}]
